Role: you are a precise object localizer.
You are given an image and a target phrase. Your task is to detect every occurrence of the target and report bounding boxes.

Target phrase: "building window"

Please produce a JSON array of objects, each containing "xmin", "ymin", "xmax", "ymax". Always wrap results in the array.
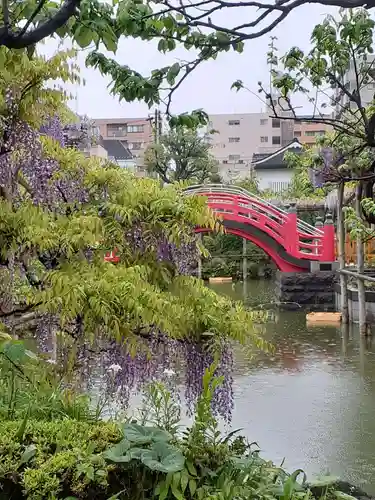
[
  {"xmin": 238, "ymin": 159, "xmax": 244, "ymax": 164},
  {"xmin": 229, "ymin": 154, "xmax": 240, "ymax": 160},
  {"xmin": 294, "ymin": 131, "xmax": 302, "ymax": 137},
  {"xmin": 223, "ymin": 160, "xmax": 228, "ymax": 164},
  {"xmin": 260, "ymin": 118, "xmax": 268, "ymax": 125},
  {"xmin": 129, "ymin": 142, "xmax": 142, "ymax": 150},
  {"xmin": 107, "ymin": 124, "xmax": 127, "ymax": 137},
  {"xmin": 260, "ymin": 136, "xmax": 268, "ymax": 143},
  {"xmin": 229, "ymin": 137, "xmax": 240, "ymax": 143},
  {"xmin": 272, "ymin": 118, "xmax": 280, "ymax": 128},
  {"xmin": 272, "ymin": 136, "xmax": 281, "ymax": 145},
  {"xmin": 305, "ymin": 130, "xmax": 325, "ymax": 137},
  {"xmin": 228, "ymin": 120, "xmax": 240, "ymax": 126},
  {"xmin": 127, "ymin": 124, "xmax": 144, "ymax": 133}
]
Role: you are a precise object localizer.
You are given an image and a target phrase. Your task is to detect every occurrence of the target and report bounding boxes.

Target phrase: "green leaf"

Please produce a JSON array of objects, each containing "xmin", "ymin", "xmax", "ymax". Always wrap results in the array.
[
  {"xmin": 166, "ymin": 63, "xmax": 180, "ymax": 85},
  {"xmin": 140, "ymin": 441, "xmax": 185, "ymax": 473},
  {"xmin": 3, "ymin": 340, "xmax": 26, "ymax": 362},
  {"xmin": 19, "ymin": 444, "xmax": 37, "ymax": 467},
  {"xmin": 185, "ymin": 460, "xmax": 197, "ymax": 476},
  {"xmin": 101, "ymin": 27, "xmax": 118, "ymax": 52},
  {"xmin": 103, "ymin": 439, "xmax": 132, "ymax": 463},
  {"xmin": 189, "ymin": 479, "xmax": 197, "ymax": 496},
  {"xmin": 180, "ymin": 470, "xmax": 189, "ymax": 493},
  {"xmin": 74, "ymin": 26, "xmax": 94, "ymax": 48},
  {"xmin": 123, "ymin": 423, "xmax": 172, "ymax": 444}
]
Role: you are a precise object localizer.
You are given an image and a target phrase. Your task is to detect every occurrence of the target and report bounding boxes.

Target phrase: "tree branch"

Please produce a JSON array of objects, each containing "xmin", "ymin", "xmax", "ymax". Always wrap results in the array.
[{"xmin": 0, "ymin": 0, "xmax": 80, "ymax": 49}]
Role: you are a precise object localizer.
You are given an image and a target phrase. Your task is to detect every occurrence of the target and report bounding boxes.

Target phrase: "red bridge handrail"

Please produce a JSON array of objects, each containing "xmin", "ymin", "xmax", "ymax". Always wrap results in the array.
[{"xmin": 184, "ymin": 184, "xmax": 335, "ymax": 263}]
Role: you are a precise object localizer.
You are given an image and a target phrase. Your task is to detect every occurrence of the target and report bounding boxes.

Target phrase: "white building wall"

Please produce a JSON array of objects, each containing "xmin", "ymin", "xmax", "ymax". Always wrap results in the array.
[
  {"xmin": 256, "ymin": 169, "xmax": 293, "ymax": 193},
  {"xmin": 207, "ymin": 110, "xmax": 294, "ymax": 181}
]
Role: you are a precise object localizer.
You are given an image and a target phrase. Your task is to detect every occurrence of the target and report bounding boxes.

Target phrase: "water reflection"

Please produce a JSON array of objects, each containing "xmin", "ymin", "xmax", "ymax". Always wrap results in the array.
[{"xmin": 210, "ymin": 279, "xmax": 375, "ymax": 495}]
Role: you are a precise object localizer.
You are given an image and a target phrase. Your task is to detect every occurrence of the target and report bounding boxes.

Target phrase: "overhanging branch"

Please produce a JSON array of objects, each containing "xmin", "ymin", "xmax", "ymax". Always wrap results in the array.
[{"xmin": 0, "ymin": 0, "xmax": 80, "ymax": 49}]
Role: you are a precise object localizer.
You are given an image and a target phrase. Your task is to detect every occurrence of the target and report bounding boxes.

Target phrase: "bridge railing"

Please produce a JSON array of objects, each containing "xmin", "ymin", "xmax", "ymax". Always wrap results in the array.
[
  {"xmin": 184, "ymin": 184, "xmax": 334, "ymax": 262},
  {"xmin": 184, "ymin": 184, "xmax": 322, "ymax": 237}
]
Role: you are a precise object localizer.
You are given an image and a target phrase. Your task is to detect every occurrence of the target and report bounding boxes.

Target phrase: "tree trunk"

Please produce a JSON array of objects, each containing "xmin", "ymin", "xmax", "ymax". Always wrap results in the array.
[
  {"xmin": 355, "ymin": 182, "xmax": 367, "ymax": 335},
  {"xmin": 337, "ymin": 182, "xmax": 349, "ymax": 324}
]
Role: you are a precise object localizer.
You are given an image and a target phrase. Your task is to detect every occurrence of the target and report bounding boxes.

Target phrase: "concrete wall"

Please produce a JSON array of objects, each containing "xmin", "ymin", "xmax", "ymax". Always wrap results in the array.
[{"xmin": 335, "ymin": 284, "xmax": 375, "ymax": 323}]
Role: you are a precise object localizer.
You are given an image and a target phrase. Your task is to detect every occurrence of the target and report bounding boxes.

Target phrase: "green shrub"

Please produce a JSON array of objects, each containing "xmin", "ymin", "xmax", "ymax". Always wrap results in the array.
[{"xmin": 0, "ymin": 419, "xmax": 121, "ymax": 499}]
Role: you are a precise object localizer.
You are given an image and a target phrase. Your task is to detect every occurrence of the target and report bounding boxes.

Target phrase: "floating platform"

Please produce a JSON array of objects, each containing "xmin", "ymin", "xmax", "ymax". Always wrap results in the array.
[
  {"xmin": 306, "ymin": 312, "xmax": 342, "ymax": 326},
  {"xmin": 208, "ymin": 277, "xmax": 233, "ymax": 284}
]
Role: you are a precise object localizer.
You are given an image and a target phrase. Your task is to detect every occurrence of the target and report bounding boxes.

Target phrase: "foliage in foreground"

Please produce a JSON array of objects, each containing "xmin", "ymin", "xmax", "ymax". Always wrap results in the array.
[
  {"xmin": 0, "ymin": 364, "xmax": 358, "ymax": 500},
  {"xmin": 0, "ymin": 46, "xmax": 267, "ymax": 357}
]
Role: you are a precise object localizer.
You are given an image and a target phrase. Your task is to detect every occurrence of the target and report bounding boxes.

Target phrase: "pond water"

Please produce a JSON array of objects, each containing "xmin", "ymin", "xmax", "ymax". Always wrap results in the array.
[
  {"xmin": 34, "ymin": 278, "xmax": 375, "ymax": 494},
  {"xmin": 209, "ymin": 279, "xmax": 375, "ymax": 495}
]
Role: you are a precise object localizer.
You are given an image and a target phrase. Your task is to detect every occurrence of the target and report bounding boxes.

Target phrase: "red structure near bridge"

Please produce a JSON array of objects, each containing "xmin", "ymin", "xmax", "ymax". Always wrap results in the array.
[
  {"xmin": 105, "ymin": 184, "xmax": 336, "ymax": 273},
  {"xmin": 185, "ymin": 185, "xmax": 336, "ymax": 273}
]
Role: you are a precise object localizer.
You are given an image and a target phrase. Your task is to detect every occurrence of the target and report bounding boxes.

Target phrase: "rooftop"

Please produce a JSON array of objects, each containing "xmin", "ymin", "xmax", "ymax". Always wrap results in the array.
[
  {"xmin": 102, "ymin": 140, "xmax": 133, "ymax": 160},
  {"xmin": 252, "ymin": 139, "xmax": 303, "ymax": 169}
]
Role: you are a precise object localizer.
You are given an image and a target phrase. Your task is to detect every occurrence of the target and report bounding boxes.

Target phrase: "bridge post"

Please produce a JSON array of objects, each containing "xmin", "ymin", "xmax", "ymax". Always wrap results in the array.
[
  {"xmin": 314, "ymin": 216, "xmax": 323, "ymax": 255},
  {"xmin": 286, "ymin": 204, "xmax": 298, "ymax": 257},
  {"xmin": 322, "ymin": 212, "xmax": 335, "ymax": 262}
]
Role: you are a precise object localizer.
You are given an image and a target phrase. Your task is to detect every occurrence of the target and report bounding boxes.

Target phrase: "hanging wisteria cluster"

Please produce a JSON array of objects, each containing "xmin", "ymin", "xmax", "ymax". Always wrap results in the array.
[
  {"xmin": 127, "ymin": 225, "xmax": 199, "ymax": 275},
  {"xmin": 0, "ymin": 93, "xmax": 87, "ymax": 206},
  {"xmin": 47, "ymin": 332, "xmax": 235, "ymax": 422},
  {"xmin": 40, "ymin": 116, "xmax": 65, "ymax": 146},
  {"xmin": 40, "ymin": 114, "xmax": 99, "ymax": 151}
]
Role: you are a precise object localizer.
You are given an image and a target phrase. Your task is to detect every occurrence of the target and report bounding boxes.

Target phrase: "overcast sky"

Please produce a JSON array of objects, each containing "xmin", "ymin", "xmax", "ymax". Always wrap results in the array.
[{"xmin": 42, "ymin": 4, "xmax": 338, "ymax": 119}]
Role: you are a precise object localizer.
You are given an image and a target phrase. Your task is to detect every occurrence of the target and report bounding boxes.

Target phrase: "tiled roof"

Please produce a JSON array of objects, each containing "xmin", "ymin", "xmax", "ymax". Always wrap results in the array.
[
  {"xmin": 102, "ymin": 140, "xmax": 133, "ymax": 160},
  {"xmin": 252, "ymin": 139, "xmax": 303, "ymax": 169}
]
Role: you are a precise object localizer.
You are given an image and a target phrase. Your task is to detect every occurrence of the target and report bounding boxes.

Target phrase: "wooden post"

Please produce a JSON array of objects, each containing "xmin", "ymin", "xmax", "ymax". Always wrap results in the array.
[
  {"xmin": 355, "ymin": 182, "xmax": 367, "ymax": 335},
  {"xmin": 337, "ymin": 183, "xmax": 349, "ymax": 324},
  {"xmin": 242, "ymin": 238, "xmax": 247, "ymax": 281}
]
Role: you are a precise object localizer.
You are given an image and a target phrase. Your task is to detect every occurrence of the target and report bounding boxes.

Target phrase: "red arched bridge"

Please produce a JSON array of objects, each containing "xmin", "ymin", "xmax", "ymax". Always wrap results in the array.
[
  {"xmin": 105, "ymin": 184, "xmax": 336, "ymax": 273},
  {"xmin": 184, "ymin": 184, "xmax": 336, "ymax": 273}
]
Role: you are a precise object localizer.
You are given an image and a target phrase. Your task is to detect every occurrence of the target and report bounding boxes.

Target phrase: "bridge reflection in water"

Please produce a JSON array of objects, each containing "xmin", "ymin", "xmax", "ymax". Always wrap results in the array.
[{"xmin": 209, "ymin": 278, "xmax": 375, "ymax": 496}]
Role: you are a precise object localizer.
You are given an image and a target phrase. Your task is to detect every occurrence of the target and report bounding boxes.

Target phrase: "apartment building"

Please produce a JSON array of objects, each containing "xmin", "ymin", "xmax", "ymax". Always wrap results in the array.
[
  {"xmin": 207, "ymin": 112, "xmax": 293, "ymax": 182},
  {"xmin": 294, "ymin": 119, "xmax": 332, "ymax": 146},
  {"xmin": 93, "ymin": 117, "xmax": 153, "ymax": 169},
  {"xmin": 207, "ymin": 111, "xmax": 331, "ymax": 182},
  {"xmin": 334, "ymin": 55, "xmax": 375, "ymax": 115}
]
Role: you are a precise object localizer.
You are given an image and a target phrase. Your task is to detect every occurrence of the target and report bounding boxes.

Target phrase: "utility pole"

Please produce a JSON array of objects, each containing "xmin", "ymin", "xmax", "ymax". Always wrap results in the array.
[{"xmin": 154, "ymin": 108, "xmax": 162, "ymax": 144}]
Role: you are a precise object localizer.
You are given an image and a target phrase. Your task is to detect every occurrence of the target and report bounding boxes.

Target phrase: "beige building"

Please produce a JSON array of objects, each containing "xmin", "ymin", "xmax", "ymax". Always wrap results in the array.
[
  {"xmin": 207, "ymin": 111, "xmax": 332, "ymax": 182},
  {"xmin": 93, "ymin": 117, "xmax": 153, "ymax": 168},
  {"xmin": 294, "ymin": 119, "xmax": 332, "ymax": 146}
]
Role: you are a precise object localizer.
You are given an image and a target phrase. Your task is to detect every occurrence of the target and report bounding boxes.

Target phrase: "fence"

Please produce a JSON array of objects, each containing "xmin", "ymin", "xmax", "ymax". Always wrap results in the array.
[{"xmin": 339, "ymin": 236, "xmax": 375, "ymax": 265}]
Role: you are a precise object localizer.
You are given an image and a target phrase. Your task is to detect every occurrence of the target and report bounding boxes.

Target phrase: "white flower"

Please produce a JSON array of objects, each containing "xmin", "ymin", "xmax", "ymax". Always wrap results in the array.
[
  {"xmin": 163, "ymin": 369, "xmax": 175, "ymax": 377},
  {"xmin": 47, "ymin": 359, "xmax": 56, "ymax": 364},
  {"xmin": 108, "ymin": 363, "xmax": 122, "ymax": 374}
]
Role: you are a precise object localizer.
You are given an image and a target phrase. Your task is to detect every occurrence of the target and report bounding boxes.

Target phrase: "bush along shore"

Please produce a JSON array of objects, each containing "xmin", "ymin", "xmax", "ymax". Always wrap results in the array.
[{"xmin": 0, "ymin": 359, "xmax": 373, "ymax": 500}]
